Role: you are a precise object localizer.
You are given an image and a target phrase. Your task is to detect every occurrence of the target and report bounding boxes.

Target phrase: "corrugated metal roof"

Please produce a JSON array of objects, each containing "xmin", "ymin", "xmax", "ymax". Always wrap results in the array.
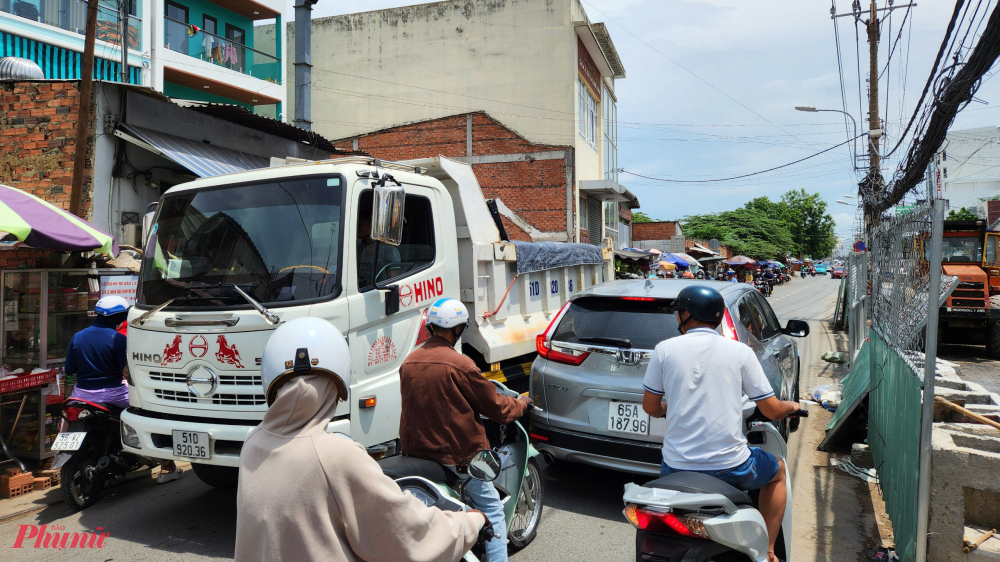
[
  {"xmin": 592, "ymin": 23, "xmax": 626, "ymax": 79},
  {"xmin": 117, "ymin": 123, "xmax": 270, "ymax": 177}
]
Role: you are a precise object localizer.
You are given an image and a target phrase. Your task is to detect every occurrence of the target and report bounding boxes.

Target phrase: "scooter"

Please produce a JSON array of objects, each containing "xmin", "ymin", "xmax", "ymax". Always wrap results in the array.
[
  {"xmin": 51, "ymin": 398, "xmax": 154, "ymax": 511},
  {"xmin": 379, "ymin": 381, "xmax": 544, "ymax": 559},
  {"xmin": 622, "ymin": 400, "xmax": 808, "ymax": 562}
]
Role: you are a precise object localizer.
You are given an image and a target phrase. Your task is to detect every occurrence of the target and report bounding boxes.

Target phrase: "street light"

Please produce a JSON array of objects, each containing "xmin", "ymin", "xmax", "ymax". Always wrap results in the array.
[
  {"xmin": 836, "ymin": 200, "xmax": 852, "ymax": 205},
  {"xmin": 794, "ymin": 105, "xmax": 859, "ymax": 144},
  {"xmin": 843, "ymin": 194, "xmax": 855, "ymax": 199}
]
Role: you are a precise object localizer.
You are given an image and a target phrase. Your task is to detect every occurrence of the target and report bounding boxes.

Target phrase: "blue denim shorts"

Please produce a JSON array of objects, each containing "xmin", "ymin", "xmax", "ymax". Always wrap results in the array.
[{"xmin": 660, "ymin": 447, "xmax": 780, "ymax": 491}]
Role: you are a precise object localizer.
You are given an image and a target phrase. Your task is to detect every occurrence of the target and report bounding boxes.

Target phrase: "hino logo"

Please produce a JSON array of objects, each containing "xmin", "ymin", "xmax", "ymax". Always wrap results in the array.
[
  {"xmin": 132, "ymin": 352, "xmax": 163, "ymax": 364},
  {"xmin": 186, "ymin": 366, "xmax": 218, "ymax": 397}
]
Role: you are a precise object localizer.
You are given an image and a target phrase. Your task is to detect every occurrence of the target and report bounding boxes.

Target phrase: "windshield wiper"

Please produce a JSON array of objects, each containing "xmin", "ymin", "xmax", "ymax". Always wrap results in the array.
[
  {"xmin": 578, "ymin": 336, "xmax": 632, "ymax": 348},
  {"xmin": 130, "ymin": 299, "xmax": 175, "ymax": 327},
  {"xmin": 232, "ymin": 285, "xmax": 281, "ymax": 325}
]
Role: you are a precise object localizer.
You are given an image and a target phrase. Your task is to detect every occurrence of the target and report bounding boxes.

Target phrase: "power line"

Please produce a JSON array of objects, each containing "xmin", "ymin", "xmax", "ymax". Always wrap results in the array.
[{"xmin": 618, "ymin": 134, "xmax": 863, "ymax": 184}]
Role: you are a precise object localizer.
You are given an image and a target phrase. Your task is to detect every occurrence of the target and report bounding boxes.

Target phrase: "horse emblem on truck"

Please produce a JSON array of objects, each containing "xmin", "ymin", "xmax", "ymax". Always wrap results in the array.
[
  {"xmin": 161, "ymin": 335, "xmax": 183, "ymax": 366},
  {"xmin": 215, "ymin": 335, "xmax": 244, "ymax": 369}
]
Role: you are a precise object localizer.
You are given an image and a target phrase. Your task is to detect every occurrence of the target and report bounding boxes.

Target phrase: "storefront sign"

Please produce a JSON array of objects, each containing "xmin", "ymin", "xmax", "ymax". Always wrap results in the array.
[
  {"xmin": 578, "ymin": 37, "xmax": 602, "ymax": 96},
  {"xmin": 100, "ymin": 275, "xmax": 138, "ymax": 305}
]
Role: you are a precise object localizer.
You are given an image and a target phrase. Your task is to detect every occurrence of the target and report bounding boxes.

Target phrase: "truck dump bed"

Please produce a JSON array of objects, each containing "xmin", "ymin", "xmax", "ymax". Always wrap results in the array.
[{"xmin": 409, "ymin": 157, "xmax": 614, "ymax": 364}]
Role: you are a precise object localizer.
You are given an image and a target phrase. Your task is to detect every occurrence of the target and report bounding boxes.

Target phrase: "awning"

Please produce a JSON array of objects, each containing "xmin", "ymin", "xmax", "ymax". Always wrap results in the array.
[
  {"xmin": 688, "ymin": 243, "xmax": 719, "ymax": 256},
  {"xmin": 579, "ymin": 179, "xmax": 640, "ymax": 208},
  {"xmin": 615, "ymin": 249, "xmax": 655, "ymax": 262},
  {"xmin": 115, "ymin": 123, "xmax": 270, "ymax": 177}
]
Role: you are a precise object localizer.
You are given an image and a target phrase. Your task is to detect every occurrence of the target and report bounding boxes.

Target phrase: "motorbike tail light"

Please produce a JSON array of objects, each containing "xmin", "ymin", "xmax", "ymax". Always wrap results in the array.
[
  {"xmin": 64, "ymin": 406, "xmax": 86, "ymax": 422},
  {"xmin": 415, "ymin": 308, "xmax": 431, "ymax": 346},
  {"xmin": 536, "ymin": 303, "xmax": 589, "ymax": 366},
  {"xmin": 623, "ymin": 504, "xmax": 710, "ymax": 539},
  {"xmin": 721, "ymin": 309, "xmax": 739, "ymax": 342}
]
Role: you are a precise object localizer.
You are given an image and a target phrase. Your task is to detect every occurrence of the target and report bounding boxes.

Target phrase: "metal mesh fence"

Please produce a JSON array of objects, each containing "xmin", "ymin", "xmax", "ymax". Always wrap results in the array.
[{"xmin": 863, "ymin": 202, "xmax": 956, "ymax": 562}]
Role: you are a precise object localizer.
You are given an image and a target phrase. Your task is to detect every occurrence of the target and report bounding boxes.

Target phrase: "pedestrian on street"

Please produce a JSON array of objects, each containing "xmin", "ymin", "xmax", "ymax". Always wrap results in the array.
[
  {"xmin": 236, "ymin": 318, "xmax": 488, "ymax": 562},
  {"xmin": 641, "ymin": 286, "xmax": 801, "ymax": 562},
  {"xmin": 398, "ymin": 298, "xmax": 531, "ymax": 562}
]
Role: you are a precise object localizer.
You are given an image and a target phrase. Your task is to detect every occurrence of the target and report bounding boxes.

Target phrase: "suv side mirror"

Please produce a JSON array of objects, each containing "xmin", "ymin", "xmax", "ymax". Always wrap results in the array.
[
  {"xmin": 468, "ymin": 449, "xmax": 501, "ymax": 482},
  {"xmin": 371, "ymin": 174, "xmax": 405, "ymax": 246},
  {"xmin": 783, "ymin": 319, "xmax": 809, "ymax": 337}
]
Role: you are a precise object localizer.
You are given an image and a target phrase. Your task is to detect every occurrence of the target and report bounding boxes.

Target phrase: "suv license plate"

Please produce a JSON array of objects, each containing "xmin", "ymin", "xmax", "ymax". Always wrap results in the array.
[
  {"xmin": 172, "ymin": 430, "xmax": 211, "ymax": 459},
  {"xmin": 51, "ymin": 432, "xmax": 87, "ymax": 451},
  {"xmin": 608, "ymin": 401, "xmax": 649, "ymax": 436}
]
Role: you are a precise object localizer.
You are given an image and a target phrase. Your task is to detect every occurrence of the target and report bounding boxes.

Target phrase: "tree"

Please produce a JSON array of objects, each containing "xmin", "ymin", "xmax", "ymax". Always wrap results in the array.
[
  {"xmin": 779, "ymin": 189, "xmax": 836, "ymax": 259},
  {"xmin": 947, "ymin": 207, "xmax": 978, "ymax": 220},
  {"xmin": 682, "ymin": 208, "xmax": 796, "ymax": 259},
  {"xmin": 631, "ymin": 211, "xmax": 654, "ymax": 224}
]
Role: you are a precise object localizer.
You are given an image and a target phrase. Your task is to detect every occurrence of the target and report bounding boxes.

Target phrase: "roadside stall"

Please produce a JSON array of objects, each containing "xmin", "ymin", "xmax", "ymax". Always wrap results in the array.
[
  {"xmin": 723, "ymin": 255, "xmax": 756, "ymax": 282},
  {"xmin": 0, "ymin": 185, "xmax": 126, "ymax": 476},
  {"xmin": 615, "ymin": 249, "xmax": 656, "ymax": 279}
]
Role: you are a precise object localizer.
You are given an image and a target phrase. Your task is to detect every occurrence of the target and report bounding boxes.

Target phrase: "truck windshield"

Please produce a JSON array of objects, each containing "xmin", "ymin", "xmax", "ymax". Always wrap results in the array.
[
  {"xmin": 138, "ymin": 175, "xmax": 345, "ymax": 307},
  {"xmin": 942, "ymin": 236, "xmax": 982, "ymax": 263}
]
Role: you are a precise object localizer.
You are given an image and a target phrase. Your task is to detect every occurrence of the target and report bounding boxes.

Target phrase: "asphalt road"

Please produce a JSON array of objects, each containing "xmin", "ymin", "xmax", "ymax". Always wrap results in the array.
[{"xmin": 0, "ymin": 275, "xmax": 880, "ymax": 561}]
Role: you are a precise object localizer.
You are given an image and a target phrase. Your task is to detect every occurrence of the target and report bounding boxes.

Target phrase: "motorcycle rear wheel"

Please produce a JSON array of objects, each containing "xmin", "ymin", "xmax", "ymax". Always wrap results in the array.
[
  {"xmin": 508, "ymin": 457, "xmax": 543, "ymax": 550},
  {"xmin": 61, "ymin": 442, "xmax": 105, "ymax": 511}
]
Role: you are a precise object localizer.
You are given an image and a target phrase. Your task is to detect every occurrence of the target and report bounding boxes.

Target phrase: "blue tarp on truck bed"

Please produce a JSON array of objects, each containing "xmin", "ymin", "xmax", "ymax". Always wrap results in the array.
[{"xmin": 511, "ymin": 241, "xmax": 605, "ymax": 274}]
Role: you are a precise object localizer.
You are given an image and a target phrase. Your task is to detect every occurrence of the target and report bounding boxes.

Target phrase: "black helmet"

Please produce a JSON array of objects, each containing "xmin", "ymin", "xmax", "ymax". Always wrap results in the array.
[{"xmin": 675, "ymin": 285, "xmax": 725, "ymax": 325}]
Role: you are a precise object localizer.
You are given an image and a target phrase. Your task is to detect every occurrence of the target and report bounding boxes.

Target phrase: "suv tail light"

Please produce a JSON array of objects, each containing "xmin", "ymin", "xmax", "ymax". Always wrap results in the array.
[
  {"xmin": 623, "ymin": 504, "xmax": 710, "ymax": 539},
  {"xmin": 721, "ymin": 309, "xmax": 738, "ymax": 342},
  {"xmin": 415, "ymin": 308, "xmax": 431, "ymax": 346},
  {"xmin": 536, "ymin": 302, "xmax": 590, "ymax": 366}
]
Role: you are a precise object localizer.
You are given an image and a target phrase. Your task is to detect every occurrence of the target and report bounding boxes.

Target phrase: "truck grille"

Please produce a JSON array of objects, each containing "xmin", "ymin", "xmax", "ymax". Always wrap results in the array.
[
  {"xmin": 149, "ymin": 371, "xmax": 262, "ymax": 386},
  {"xmin": 212, "ymin": 394, "xmax": 266, "ymax": 406},
  {"xmin": 149, "ymin": 370, "xmax": 265, "ymax": 407},
  {"xmin": 155, "ymin": 389, "xmax": 198, "ymax": 403}
]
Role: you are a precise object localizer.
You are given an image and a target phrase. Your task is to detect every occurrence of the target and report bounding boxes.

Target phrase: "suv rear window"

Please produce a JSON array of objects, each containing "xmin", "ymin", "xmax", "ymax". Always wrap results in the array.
[{"xmin": 551, "ymin": 297, "xmax": 681, "ymax": 350}]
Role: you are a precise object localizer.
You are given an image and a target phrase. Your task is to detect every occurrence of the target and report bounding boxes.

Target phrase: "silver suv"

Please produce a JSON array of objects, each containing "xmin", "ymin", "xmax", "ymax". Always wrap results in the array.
[{"xmin": 528, "ymin": 279, "xmax": 808, "ymax": 476}]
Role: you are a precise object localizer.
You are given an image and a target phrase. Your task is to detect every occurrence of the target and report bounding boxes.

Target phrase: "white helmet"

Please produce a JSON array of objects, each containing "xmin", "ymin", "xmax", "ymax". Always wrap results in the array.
[
  {"xmin": 260, "ymin": 317, "xmax": 350, "ymax": 406},
  {"xmin": 95, "ymin": 295, "xmax": 129, "ymax": 316},
  {"xmin": 425, "ymin": 298, "xmax": 470, "ymax": 329}
]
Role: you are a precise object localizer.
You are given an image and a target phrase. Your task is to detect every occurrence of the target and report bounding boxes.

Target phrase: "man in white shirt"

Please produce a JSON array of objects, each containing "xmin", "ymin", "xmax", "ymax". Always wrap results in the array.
[{"xmin": 642, "ymin": 285, "xmax": 801, "ymax": 562}]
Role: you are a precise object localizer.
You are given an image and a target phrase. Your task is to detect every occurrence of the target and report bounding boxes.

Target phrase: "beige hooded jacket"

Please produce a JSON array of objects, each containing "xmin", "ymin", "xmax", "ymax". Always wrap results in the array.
[{"xmin": 235, "ymin": 374, "xmax": 485, "ymax": 562}]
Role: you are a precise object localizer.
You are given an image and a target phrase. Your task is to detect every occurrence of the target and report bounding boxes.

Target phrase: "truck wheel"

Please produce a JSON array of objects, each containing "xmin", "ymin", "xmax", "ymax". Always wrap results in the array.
[
  {"xmin": 191, "ymin": 463, "xmax": 239, "ymax": 489},
  {"xmin": 988, "ymin": 320, "xmax": 1000, "ymax": 360},
  {"xmin": 508, "ymin": 457, "xmax": 544, "ymax": 550}
]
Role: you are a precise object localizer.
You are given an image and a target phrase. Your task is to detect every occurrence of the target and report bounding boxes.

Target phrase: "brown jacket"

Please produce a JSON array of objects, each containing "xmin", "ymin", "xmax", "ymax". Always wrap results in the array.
[
  {"xmin": 399, "ymin": 336, "xmax": 528, "ymax": 466},
  {"xmin": 235, "ymin": 374, "xmax": 484, "ymax": 562}
]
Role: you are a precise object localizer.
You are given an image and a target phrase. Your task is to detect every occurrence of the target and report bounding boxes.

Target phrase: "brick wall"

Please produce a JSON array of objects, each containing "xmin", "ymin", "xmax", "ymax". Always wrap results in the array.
[
  {"xmin": 0, "ymin": 81, "xmax": 95, "ymax": 269},
  {"xmin": 334, "ymin": 112, "xmax": 572, "ymax": 238},
  {"xmin": 633, "ymin": 221, "xmax": 677, "ymax": 241}
]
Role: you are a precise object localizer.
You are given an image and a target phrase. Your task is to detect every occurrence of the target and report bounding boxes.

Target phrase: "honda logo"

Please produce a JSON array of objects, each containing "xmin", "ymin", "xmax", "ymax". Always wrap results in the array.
[{"xmin": 614, "ymin": 350, "xmax": 646, "ymax": 367}]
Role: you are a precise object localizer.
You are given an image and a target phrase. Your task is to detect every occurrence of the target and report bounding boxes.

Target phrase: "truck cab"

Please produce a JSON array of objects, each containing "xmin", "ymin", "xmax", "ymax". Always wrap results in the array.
[{"xmin": 120, "ymin": 156, "xmax": 611, "ymax": 487}]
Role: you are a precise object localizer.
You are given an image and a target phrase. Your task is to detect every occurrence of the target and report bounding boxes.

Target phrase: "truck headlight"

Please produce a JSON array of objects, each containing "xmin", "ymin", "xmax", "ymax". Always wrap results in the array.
[{"xmin": 121, "ymin": 422, "xmax": 140, "ymax": 449}]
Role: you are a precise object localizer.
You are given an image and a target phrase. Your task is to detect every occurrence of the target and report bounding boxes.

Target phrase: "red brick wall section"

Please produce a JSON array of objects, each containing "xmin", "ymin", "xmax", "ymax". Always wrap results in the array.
[
  {"xmin": 0, "ymin": 81, "xmax": 95, "ymax": 269},
  {"xmin": 0, "ymin": 81, "xmax": 93, "ymax": 214},
  {"xmin": 632, "ymin": 222, "xmax": 677, "ymax": 241},
  {"xmin": 334, "ymin": 112, "xmax": 570, "ymax": 237}
]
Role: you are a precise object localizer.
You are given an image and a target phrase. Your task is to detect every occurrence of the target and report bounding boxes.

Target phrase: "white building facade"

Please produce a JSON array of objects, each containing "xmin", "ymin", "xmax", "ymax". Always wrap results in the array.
[{"xmin": 926, "ymin": 125, "xmax": 1000, "ymax": 212}]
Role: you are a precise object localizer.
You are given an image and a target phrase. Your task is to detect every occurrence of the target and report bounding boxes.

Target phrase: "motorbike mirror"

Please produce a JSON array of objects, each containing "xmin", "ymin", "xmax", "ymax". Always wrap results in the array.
[
  {"xmin": 783, "ymin": 319, "xmax": 810, "ymax": 338},
  {"xmin": 468, "ymin": 449, "xmax": 502, "ymax": 482}
]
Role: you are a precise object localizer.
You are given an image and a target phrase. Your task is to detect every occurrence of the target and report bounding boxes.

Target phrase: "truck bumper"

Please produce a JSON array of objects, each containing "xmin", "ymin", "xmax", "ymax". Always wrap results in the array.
[{"xmin": 120, "ymin": 408, "xmax": 260, "ymax": 467}]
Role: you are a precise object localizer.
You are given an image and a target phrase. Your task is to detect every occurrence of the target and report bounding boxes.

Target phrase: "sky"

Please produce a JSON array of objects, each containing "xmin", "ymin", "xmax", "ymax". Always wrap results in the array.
[{"xmin": 284, "ymin": 0, "xmax": 1000, "ymax": 248}]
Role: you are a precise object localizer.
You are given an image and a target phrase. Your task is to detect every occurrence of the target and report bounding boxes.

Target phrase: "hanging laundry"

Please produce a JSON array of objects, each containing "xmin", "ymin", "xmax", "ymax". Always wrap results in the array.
[{"xmin": 187, "ymin": 24, "xmax": 200, "ymax": 37}]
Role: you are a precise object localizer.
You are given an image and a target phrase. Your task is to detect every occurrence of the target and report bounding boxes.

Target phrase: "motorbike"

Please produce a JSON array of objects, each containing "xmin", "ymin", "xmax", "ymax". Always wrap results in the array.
[
  {"xmin": 379, "ymin": 381, "xmax": 544, "ymax": 561},
  {"xmin": 622, "ymin": 402, "xmax": 808, "ymax": 562},
  {"xmin": 754, "ymin": 279, "xmax": 772, "ymax": 297},
  {"xmin": 51, "ymin": 398, "xmax": 154, "ymax": 511}
]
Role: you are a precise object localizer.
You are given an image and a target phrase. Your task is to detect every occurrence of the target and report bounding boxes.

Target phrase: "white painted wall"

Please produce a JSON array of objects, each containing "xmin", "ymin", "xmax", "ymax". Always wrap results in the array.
[{"xmin": 930, "ymin": 126, "xmax": 1000, "ymax": 212}]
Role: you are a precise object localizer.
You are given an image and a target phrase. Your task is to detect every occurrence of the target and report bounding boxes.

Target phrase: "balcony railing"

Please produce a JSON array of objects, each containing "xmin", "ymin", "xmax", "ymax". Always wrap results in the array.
[
  {"xmin": 163, "ymin": 16, "xmax": 280, "ymax": 85},
  {"xmin": 1, "ymin": 0, "xmax": 142, "ymax": 51}
]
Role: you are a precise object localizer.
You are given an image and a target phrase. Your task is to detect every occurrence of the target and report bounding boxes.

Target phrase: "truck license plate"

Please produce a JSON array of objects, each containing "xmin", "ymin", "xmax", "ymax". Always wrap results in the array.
[
  {"xmin": 607, "ymin": 401, "xmax": 649, "ymax": 436},
  {"xmin": 172, "ymin": 430, "xmax": 210, "ymax": 459},
  {"xmin": 51, "ymin": 432, "xmax": 87, "ymax": 451}
]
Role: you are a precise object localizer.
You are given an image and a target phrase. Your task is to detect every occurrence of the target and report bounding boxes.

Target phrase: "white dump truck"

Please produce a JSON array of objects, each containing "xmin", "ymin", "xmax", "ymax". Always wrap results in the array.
[{"xmin": 120, "ymin": 156, "xmax": 612, "ymax": 487}]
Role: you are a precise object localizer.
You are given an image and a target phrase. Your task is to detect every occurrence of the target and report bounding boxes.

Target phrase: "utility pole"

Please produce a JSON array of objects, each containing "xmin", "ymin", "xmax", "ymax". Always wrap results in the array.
[
  {"xmin": 867, "ymin": 0, "xmax": 882, "ymax": 175},
  {"xmin": 119, "ymin": 0, "xmax": 128, "ymax": 84},
  {"xmin": 69, "ymin": 0, "xmax": 98, "ymax": 217}
]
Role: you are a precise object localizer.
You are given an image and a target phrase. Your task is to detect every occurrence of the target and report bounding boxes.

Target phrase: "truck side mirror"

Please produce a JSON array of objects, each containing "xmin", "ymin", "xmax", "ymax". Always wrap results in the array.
[
  {"xmin": 371, "ymin": 174, "xmax": 405, "ymax": 246},
  {"xmin": 385, "ymin": 285, "xmax": 400, "ymax": 315}
]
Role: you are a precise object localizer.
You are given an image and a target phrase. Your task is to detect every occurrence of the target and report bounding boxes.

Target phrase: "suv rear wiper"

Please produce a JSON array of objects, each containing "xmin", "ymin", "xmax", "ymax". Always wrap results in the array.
[{"xmin": 577, "ymin": 336, "xmax": 632, "ymax": 348}]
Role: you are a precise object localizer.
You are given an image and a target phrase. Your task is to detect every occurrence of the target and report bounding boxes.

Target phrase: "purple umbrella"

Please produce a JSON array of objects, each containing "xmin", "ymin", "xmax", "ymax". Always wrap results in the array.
[{"xmin": 0, "ymin": 185, "xmax": 118, "ymax": 257}]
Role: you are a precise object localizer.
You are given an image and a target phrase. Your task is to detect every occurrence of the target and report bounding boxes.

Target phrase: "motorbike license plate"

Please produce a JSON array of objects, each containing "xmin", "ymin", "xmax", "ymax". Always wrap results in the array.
[
  {"xmin": 607, "ymin": 401, "xmax": 649, "ymax": 436},
  {"xmin": 172, "ymin": 430, "xmax": 211, "ymax": 459},
  {"xmin": 51, "ymin": 432, "xmax": 87, "ymax": 451}
]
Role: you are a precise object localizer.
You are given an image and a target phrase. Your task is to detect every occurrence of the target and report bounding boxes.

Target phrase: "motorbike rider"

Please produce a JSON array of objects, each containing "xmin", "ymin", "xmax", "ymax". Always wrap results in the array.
[
  {"xmin": 641, "ymin": 286, "xmax": 801, "ymax": 562},
  {"xmin": 64, "ymin": 296, "xmax": 181, "ymax": 483},
  {"xmin": 236, "ymin": 317, "xmax": 488, "ymax": 562},
  {"xmin": 399, "ymin": 298, "xmax": 532, "ymax": 562}
]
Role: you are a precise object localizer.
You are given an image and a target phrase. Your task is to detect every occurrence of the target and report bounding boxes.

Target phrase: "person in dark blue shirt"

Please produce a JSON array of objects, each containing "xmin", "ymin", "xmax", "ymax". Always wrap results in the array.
[{"xmin": 65, "ymin": 296, "xmax": 184, "ymax": 483}]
